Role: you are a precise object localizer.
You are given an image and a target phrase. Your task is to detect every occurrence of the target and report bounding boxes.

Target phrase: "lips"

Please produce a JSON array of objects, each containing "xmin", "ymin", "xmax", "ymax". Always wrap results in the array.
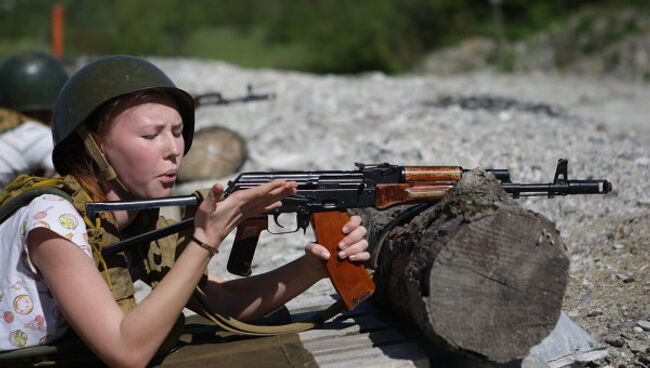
[{"xmin": 160, "ymin": 169, "xmax": 177, "ymax": 184}]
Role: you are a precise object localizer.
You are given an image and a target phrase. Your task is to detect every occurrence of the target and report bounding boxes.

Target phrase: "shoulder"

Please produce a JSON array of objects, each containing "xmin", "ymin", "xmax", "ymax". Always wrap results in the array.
[
  {"xmin": 23, "ymin": 194, "xmax": 91, "ymax": 257},
  {"xmin": 8, "ymin": 120, "xmax": 50, "ymax": 135},
  {"xmin": 26, "ymin": 193, "xmax": 79, "ymax": 215}
]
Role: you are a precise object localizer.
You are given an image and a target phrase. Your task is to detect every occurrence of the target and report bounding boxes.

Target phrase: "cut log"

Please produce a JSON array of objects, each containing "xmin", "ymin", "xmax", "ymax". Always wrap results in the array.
[
  {"xmin": 364, "ymin": 168, "xmax": 569, "ymax": 364},
  {"xmin": 178, "ymin": 126, "xmax": 248, "ymax": 181}
]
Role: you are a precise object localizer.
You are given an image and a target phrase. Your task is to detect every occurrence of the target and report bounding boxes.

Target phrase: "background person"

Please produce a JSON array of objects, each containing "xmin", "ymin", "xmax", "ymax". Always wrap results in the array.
[{"xmin": 0, "ymin": 50, "xmax": 68, "ymax": 188}]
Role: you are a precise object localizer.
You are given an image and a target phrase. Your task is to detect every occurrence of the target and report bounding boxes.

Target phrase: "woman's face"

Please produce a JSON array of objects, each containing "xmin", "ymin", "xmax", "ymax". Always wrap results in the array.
[{"xmin": 96, "ymin": 95, "xmax": 184, "ymax": 198}]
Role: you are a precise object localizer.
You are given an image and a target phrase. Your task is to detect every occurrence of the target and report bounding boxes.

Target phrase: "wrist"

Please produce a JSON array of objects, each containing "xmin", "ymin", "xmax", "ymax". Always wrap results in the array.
[{"xmin": 190, "ymin": 233, "xmax": 220, "ymax": 257}]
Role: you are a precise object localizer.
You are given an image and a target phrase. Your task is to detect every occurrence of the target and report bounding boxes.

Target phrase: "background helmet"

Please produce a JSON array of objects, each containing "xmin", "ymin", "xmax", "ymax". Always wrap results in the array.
[
  {"xmin": 0, "ymin": 50, "xmax": 69, "ymax": 112},
  {"xmin": 52, "ymin": 55, "xmax": 195, "ymax": 174}
]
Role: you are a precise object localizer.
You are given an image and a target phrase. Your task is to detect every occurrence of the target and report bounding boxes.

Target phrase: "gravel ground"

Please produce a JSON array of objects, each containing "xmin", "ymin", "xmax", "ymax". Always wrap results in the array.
[{"xmin": 143, "ymin": 58, "xmax": 648, "ymax": 367}]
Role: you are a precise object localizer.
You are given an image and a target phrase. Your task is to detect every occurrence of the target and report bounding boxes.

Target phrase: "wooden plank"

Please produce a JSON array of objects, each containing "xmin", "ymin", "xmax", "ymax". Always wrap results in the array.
[
  {"xmin": 314, "ymin": 342, "xmax": 429, "ymax": 368},
  {"xmin": 300, "ymin": 315, "xmax": 390, "ymax": 342},
  {"xmin": 294, "ymin": 301, "xmax": 430, "ymax": 367},
  {"xmin": 304, "ymin": 329, "xmax": 409, "ymax": 355}
]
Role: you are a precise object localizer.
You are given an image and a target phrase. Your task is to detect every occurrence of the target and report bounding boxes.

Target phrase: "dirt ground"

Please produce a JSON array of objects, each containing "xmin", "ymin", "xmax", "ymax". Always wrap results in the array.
[{"xmin": 562, "ymin": 213, "xmax": 650, "ymax": 367}]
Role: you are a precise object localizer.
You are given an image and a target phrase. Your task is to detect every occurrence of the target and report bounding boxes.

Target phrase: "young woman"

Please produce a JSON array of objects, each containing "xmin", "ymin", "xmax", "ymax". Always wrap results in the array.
[{"xmin": 0, "ymin": 55, "xmax": 369, "ymax": 367}]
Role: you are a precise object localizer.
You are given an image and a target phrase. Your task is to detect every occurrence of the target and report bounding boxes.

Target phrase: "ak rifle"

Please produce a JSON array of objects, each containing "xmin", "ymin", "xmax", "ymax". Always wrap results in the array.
[
  {"xmin": 193, "ymin": 84, "xmax": 275, "ymax": 108},
  {"xmin": 86, "ymin": 159, "xmax": 612, "ymax": 310}
]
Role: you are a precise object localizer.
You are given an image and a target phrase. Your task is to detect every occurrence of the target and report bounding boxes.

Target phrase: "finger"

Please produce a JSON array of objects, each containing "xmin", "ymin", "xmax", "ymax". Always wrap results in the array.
[
  {"xmin": 203, "ymin": 183, "xmax": 224, "ymax": 211},
  {"xmin": 235, "ymin": 181, "xmax": 295, "ymax": 213},
  {"xmin": 261, "ymin": 200, "xmax": 284, "ymax": 212},
  {"xmin": 338, "ymin": 226, "xmax": 367, "ymax": 249},
  {"xmin": 209, "ymin": 183, "xmax": 224, "ymax": 200},
  {"xmin": 246, "ymin": 183, "xmax": 296, "ymax": 213},
  {"xmin": 342, "ymin": 215, "xmax": 362, "ymax": 234},
  {"xmin": 306, "ymin": 243, "xmax": 330, "ymax": 260},
  {"xmin": 338, "ymin": 239, "xmax": 369, "ymax": 259},
  {"xmin": 348, "ymin": 251, "xmax": 370, "ymax": 262},
  {"xmin": 259, "ymin": 180, "xmax": 297, "ymax": 197},
  {"xmin": 248, "ymin": 181, "xmax": 296, "ymax": 204}
]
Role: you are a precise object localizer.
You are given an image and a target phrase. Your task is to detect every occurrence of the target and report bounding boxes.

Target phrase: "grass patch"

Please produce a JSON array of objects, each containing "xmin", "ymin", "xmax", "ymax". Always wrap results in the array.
[
  {"xmin": 185, "ymin": 26, "xmax": 311, "ymax": 71},
  {"xmin": 0, "ymin": 39, "xmax": 48, "ymax": 58}
]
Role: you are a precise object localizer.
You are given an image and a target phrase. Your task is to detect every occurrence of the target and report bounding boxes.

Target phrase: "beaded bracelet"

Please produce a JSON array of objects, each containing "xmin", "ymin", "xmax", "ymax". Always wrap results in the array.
[{"xmin": 191, "ymin": 235, "xmax": 219, "ymax": 257}]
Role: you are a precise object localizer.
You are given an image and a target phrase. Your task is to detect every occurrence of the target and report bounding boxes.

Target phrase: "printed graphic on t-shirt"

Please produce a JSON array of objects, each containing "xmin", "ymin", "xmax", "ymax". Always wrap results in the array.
[
  {"xmin": 0, "ymin": 195, "xmax": 91, "ymax": 351},
  {"xmin": 13, "ymin": 294, "xmax": 33, "ymax": 315},
  {"xmin": 24, "ymin": 196, "xmax": 92, "ymax": 257},
  {"xmin": 9, "ymin": 330, "xmax": 28, "ymax": 348}
]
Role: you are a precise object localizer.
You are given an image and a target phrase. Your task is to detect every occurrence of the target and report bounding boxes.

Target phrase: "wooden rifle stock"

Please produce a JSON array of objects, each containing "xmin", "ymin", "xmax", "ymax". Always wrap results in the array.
[
  {"xmin": 311, "ymin": 211, "xmax": 375, "ymax": 310},
  {"xmin": 228, "ymin": 211, "xmax": 375, "ymax": 310}
]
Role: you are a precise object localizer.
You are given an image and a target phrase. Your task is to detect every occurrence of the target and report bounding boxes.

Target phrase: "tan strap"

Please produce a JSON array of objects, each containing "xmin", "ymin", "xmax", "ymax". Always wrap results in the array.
[
  {"xmin": 192, "ymin": 286, "xmax": 345, "ymax": 336},
  {"xmin": 78, "ymin": 125, "xmax": 118, "ymax": 181},
  {"xmin": 78, "ymin": 126, "xmax": 131, "ymax": 198}
]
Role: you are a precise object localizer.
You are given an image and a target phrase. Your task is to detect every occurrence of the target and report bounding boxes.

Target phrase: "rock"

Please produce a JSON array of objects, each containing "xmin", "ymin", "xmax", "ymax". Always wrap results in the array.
[
  {"xmin": 606, "ymin": 336, "xmax": 626, "ymax": 348},
  {"xmin": 587, "ymin": 310, "xmax": 603, "ymax": 317},
  {"xmin": 637, "ymin": 321, "xmax": 650, "ymax": 331},
  {"xmin": 627, "ymin": 340, "xmax": 649, "ymax": 354}
]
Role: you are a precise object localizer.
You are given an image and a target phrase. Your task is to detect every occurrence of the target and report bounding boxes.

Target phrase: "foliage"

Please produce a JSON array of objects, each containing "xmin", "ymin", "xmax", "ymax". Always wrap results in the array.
[{"xmin": 0, "ymin": 0, "xmax": 648, "ymax": 73}]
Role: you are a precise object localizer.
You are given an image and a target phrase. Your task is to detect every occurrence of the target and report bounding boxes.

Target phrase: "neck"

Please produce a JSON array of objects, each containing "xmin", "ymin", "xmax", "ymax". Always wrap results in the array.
[{"xmin": 102, "ymin": 182, "xmax": 138, "ymax": 230}]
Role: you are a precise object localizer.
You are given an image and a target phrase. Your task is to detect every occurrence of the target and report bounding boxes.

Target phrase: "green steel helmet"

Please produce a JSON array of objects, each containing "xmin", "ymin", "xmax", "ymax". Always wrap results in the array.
[
  {"xmin": 0, "ymin": 50, "xmax": 68, "ymax": 112},
  {"xmin": 52, "ymin": 55, "xmax": 195, "ymax": 174}
]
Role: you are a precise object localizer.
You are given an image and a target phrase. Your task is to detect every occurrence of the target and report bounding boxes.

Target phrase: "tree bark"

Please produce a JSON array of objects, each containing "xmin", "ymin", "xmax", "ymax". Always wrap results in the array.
[{"xmin": 362, "ymin": 168, "xmax": 569, "ymax": 364}]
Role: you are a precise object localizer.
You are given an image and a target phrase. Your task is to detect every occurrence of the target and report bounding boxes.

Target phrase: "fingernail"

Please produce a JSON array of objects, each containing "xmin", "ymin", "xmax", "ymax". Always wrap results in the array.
[
  {"xmin": 338, "ymin": 251, "xmax": 346, "ymax": 258},
  {"xmin": 338, "ymin": 241, "xmax": 345, "ymax": 249},
  {"xmin": 321, "ymin": 251, "xmax": 330, "ymax": 258},
  {"xmin": 342, "ymin": 227, "xmax": 349, "ymax": 234}
]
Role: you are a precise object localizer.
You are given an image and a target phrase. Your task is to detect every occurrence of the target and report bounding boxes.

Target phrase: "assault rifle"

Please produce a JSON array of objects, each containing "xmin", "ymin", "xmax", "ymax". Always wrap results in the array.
[
  {"xmin": 86, "ymin": 159, "xmax": 611, "ymax": 310},
  {"xmin": 193, "ymin": 84, "xmax": 275, "ymax": 108}
]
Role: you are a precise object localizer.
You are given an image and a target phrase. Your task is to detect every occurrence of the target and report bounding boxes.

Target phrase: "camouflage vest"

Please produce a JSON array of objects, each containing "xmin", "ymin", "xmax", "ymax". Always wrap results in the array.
[
  {"xmin": 0, "ymin": 108, "xmax": 47, "ymax": 134},
  {"xmin": 0, "ymin": 174, "xmax": 189, "ymax": 364}
]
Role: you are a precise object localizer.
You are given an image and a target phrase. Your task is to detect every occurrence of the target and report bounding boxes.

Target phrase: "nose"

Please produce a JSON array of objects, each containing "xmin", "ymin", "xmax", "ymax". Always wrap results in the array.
[{"xmin": 164, "ymin": 132, "xmax": 183, "ymax": 160}]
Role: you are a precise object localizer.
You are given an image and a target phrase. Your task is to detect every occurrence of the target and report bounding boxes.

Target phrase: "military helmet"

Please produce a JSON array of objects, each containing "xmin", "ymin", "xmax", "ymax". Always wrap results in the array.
[
  {"xmin": 0, "ymin": 50, "xmax": 69, "ymax": 112},
  {"xmin": 52, "ymin": 55, "xmax": 195, "ymax": 174}
]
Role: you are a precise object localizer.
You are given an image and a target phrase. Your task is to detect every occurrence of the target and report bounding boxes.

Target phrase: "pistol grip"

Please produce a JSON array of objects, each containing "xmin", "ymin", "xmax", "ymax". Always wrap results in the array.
[
  {"xmin": 311, "ymin": 211, "xmax": 375, "ymax": 310},
  {"xmin": 227, "ymin": 216, "xmax": 268, "ymax": 276}
]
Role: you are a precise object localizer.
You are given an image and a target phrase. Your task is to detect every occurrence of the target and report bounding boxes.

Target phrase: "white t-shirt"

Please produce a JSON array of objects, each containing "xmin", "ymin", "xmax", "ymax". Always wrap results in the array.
[
  {"xmin": 0, "ymin": 194, "xmax": 91, "ymax": 351},
  {"xmin": 0, "ymin": 122, "xmax": 55, "ymax": 188}
]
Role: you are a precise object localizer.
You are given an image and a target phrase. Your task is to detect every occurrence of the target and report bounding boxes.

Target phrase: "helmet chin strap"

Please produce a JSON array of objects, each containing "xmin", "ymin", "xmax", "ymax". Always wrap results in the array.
[{"xmin": 78, "ymin": 126, "xmax": 131, "ymax": 198}]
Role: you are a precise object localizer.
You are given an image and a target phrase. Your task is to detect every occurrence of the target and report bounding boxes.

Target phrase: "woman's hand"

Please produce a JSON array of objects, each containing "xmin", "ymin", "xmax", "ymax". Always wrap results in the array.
[
  {"xmin": 305, "ymin": 215, "xmax": 370, "ymax": 268},
  {"xmin": 193, "ymin": 180, "xmax": 297, "ymax": 247}
]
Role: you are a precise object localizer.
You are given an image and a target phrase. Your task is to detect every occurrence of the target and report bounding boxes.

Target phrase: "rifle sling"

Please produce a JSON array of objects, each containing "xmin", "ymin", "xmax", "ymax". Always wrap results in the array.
[{"xmin": 191, "ymin": 286, "xmax": 345, "ymax": 336}]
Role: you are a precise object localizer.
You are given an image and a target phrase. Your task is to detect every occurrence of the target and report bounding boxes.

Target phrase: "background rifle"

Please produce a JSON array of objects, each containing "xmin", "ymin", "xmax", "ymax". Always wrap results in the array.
[
  {"xmin": 193, "ymin": 84, "xmax": 275, "ymax": 108},
  {"xmin": 86, "ymin": 158, "xmax": 612, "ymax": 310}
]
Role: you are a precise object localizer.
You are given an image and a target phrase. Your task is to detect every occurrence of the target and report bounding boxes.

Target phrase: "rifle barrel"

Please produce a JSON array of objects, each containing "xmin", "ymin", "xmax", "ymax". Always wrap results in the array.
[{"xmin": 502, "ymin": 180, "xmax": 612, "ymax": 197}]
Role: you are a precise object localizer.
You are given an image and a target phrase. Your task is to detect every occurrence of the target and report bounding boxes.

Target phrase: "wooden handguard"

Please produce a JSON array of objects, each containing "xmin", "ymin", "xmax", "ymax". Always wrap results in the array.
[
  {"xmin": 403, "ymin": 166, "xmax": 462, "ymax": 182},
  {"xmin": 375, "ymin": 183, "xmax": 454, "ymax": 209},
  {"xmin": 227, "ymin": 216, "xmax": 268, "ymax": 276},
  {"xmin": 311, "ymin": 210, "xmax": 375, "ymax": 310}
]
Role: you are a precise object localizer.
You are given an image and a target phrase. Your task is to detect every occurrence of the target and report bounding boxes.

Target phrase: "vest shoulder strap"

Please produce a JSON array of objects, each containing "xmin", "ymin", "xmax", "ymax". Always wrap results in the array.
[{"xmin": 0, "ymin": 186, "xmax": 72, "ymax": 224}]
